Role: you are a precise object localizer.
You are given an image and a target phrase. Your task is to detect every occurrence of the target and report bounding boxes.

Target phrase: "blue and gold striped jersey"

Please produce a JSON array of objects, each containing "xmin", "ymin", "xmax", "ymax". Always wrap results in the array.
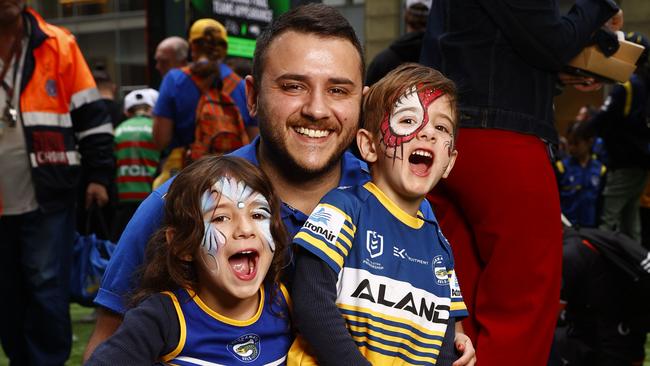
[
  {"xmin": 161, "ymin": 284, "xmax": 292, "ymax": 366},
  {"xmin": 293, "ymin": 182, "xmax": 468, "ymax": 365}
]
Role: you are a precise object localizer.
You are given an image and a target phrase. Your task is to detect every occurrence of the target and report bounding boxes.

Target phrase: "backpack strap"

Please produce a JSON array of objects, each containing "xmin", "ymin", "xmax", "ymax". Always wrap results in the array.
[
  {"xmin": 182, "ymin": 65, "xmax": 241, "ymax": 96},
  {"xmin": 181, "ymin": 66, "xmax": 204, "ymax": 90},
  {"xmin": 221, "ymin": 71, "xmax": 242, "ymax": 96}
]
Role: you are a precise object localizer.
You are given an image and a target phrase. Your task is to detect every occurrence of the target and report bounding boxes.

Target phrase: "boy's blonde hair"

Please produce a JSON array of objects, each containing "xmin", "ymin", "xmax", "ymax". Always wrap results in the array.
[{"xmin": 362, "ymin": 63, "xmax": 458, "ymax": 139}]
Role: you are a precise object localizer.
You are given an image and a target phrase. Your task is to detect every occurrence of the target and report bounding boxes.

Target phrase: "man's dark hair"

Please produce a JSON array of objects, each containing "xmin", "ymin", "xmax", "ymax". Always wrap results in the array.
[
  {"xmin": 405, "ymin": 3, "xmax": 429, "ymax": 32},
  {"xmin": 92, "ymin": 67, "xmax": 112, "ymax": 85},
  {"xmin": 91, "ymin": 67, "xmax": 114, "ymax": 91},
  {"xmin": 252, "ymin": 3, "xmax": 364, "ymax": 89}
]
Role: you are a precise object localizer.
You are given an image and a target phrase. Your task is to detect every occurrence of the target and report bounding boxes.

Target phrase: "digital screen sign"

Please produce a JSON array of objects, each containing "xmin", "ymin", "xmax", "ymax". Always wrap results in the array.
[{"xmin": 191, "ymin": 0, "xmax": 291, "ymax": 58}]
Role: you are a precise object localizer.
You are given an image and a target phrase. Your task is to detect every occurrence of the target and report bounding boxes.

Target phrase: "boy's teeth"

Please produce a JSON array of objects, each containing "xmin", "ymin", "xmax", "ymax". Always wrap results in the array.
[
  {"xmin": 412, "ymin": 150, "xmax": 432, "ymax": 157},
  {"xmin": 295, "ymin": 127, "xmax": 330, "ymax": 138}
]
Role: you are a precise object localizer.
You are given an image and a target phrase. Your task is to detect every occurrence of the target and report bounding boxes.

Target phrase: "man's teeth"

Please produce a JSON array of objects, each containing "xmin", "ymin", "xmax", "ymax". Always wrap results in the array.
[
  {"xmin": 411, "ymin": 150, "xmax": 432, "ymax": 158},
  {"xmin": 295, "ymin": 127, "xmax": 330, "ymax": 138}
]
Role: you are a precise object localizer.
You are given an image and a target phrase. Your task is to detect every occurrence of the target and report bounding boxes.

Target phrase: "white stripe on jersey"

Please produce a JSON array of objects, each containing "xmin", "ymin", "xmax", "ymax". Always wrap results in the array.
[{"xmin": 174, "ymin": 355, "xmax": 287, "ymax": 366}]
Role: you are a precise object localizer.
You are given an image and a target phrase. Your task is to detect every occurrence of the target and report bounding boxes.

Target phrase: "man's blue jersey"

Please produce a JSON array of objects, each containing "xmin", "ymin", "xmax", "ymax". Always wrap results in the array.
[
  {"xmin": 162, "ymin": 284, "xmax": 292, "ymax": 366},
  {"xmin": 293, "ymin": 182, "xmax": 468, "ymax": 365}
]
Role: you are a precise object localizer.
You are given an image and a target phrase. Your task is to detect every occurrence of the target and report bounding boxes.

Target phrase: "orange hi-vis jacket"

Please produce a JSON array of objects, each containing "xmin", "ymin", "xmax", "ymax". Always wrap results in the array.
[{"xmin": 17, "ymin": 8, "xmax": 114, "ymax": 212}]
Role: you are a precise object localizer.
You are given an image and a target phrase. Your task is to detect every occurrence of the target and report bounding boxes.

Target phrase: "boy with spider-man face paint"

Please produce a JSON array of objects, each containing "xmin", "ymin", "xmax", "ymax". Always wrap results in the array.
[{"xmin": 289, "ymin": 64, "xmax": 476, "ymax": 366}]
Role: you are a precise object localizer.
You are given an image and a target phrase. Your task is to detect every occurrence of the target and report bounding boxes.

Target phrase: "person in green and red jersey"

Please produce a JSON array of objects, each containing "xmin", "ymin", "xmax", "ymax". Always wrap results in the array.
[{"xmin": 112, "ymin": 88, "xmax": 160, "ymax": 242}]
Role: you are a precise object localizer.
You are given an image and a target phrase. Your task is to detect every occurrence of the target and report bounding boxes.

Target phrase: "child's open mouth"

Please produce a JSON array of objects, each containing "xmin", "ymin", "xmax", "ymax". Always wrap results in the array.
[
  {"xmin": 408, "ymin": 149, "xmax": 433, "ymax": 176},
  {"xmin": 228, "ymin": 249, "xmax": 259, "ymax": 281}
]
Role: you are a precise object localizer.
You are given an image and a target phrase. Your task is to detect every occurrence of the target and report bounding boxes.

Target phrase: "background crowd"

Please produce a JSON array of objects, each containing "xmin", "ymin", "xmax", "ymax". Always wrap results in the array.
[{"xmin": 1, "ymin": 0, "xmax": 649, "ymax": 365}]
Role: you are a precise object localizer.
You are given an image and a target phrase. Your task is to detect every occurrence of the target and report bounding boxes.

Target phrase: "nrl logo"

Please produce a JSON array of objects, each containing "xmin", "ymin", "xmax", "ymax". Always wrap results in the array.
[
  {"xmin": 227, "ymin": 334, "xmax": 260, "ymax": 363},
  {"xmin": 366, "ymin": 230, "xmax": 384, "ymax": 258}
]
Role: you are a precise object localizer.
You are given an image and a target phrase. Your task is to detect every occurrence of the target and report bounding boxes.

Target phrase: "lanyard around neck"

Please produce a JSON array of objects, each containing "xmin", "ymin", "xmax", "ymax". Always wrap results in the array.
[{"xmin": 0, "ymin": 31, "xmax": 23, "ymax": 99}]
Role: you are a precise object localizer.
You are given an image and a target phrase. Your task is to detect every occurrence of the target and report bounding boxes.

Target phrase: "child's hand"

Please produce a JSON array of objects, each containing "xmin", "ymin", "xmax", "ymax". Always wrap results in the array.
[{"xmin": 452, "ymin": 332, "xmax": 476, "ymax": 366}]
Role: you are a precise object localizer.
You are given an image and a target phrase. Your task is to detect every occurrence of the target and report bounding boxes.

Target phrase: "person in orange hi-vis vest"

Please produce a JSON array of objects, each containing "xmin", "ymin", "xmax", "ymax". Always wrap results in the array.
[{"xmin": 0, "ymin": 2, "xmax": 114, "ymax": 365}]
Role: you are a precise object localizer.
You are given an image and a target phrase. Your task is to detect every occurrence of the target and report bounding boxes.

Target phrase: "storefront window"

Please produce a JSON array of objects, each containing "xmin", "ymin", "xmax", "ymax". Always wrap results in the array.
[{"xmin": 29, "ymin": 0, "xmax": 145, "ymax": 18}]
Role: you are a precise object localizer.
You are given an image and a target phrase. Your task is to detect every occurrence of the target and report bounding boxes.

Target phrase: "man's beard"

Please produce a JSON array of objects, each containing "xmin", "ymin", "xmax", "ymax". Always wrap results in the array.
[{"xmin": 257, "ymin": 99, "xmax": 356, "ymax": 183}]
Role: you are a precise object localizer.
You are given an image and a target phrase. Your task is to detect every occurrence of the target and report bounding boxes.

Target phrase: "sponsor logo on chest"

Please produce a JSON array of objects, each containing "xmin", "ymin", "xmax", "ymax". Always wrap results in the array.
[{"xmin": 338, "ymin": 268, "xmax": 450, "ymax": 326}]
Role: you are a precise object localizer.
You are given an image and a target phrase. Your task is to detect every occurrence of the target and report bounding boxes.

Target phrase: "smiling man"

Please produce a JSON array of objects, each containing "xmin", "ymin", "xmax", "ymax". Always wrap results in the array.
[
  {"xmin": 83, "ymin": 3, "xmax": 371, "ymax": 360},
  {"xmin": 251, "ymin": 29, "xmax": 365, "ymax": 213}
]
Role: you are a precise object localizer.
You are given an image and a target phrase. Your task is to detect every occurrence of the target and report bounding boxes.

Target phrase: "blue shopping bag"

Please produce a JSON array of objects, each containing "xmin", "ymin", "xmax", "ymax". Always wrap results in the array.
[{"xmin": 70, "ymin": 205, "xmax": 117, "ymax": 307}]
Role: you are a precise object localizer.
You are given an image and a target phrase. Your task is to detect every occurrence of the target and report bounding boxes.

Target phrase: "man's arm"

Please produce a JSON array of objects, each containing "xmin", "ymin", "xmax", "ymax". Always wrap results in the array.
[
  {"xmin": 151, "ymin": 70, "xmax": 180, "ymax": 151},
  {"xmin": 64, "ymin": 35, "xmax": 114, "ymax": 206},
  {"xmin": 152, "ymin": 115, "xmax": 174, "ymax": 151},
  {"xmin": 469, "ymin": 0, "xmax": 618, "ymax": 71},
  {"xmin": 486, "ymin": 0, "xmax": 618, "ymax": 70},
  {"xmin": 83, "ymin": 307, "xmax": 123, "ymax": 362}
]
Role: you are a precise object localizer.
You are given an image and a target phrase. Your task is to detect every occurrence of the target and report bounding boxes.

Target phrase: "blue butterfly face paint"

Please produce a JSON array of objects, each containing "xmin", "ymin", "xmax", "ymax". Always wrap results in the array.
[
  {"xmin": 194, "ymin": 176, "xmax": 278, "ymax": 307},
  {"xmin": 198, "ymin": 177, "xmax": 275, "ymax": 278},
  {"xmin": 213, "ymin": 177, "xmax": 275, "ymax": 252}
]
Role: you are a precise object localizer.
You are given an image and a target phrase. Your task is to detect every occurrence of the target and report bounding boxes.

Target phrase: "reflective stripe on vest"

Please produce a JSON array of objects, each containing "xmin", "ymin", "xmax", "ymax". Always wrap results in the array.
[
  {"xmin": 22, "ymin": 111, "xmax": 72, "ymax": 127},
  {"xmin": 70, "ymin": 87, "xmax": 101, "ymax": 110}
]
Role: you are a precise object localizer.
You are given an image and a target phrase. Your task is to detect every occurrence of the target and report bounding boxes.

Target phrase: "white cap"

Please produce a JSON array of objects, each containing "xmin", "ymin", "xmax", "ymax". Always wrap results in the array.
[
  {"xmin": 406, "ymin": 0, "xmax": 432, "ymax": 9},
  {"xmin": 123, "ymin": 88, "xmax": 159, "ymax": 113}
]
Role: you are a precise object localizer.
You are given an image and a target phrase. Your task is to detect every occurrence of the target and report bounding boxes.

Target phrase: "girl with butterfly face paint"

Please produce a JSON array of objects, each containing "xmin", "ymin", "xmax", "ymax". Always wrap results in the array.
[
  {"xmin": 87, "ymin": 156, "xmax": 292, "ymax": 365},
  {"xmin": 198, "ymin": 175, "xmax": 278, "ymax": 310}
]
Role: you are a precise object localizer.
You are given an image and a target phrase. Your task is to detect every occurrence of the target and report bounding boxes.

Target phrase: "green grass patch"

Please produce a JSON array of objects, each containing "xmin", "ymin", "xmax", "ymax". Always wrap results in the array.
[{"xmin": 0, "ymin": 304, "xmax": 95, "ymax": 366}]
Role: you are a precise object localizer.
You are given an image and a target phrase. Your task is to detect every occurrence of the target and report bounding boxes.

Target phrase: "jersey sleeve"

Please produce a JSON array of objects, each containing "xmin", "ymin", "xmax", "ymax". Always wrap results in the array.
[
  {"xmin": 437, "ymin": 225, "xmax": 469, "ymax": 319},
  {"xmin": 293, "ymin": 188, "xmax": 358, "ymax": 274},
  {"xmin": 448, "ymin": 268, "xmax": 469, "ymax": 318},
  {"xmin": 86, "ymin": 293, "xmax": 179, "ymax": 365},
  {"xmin": 153, "ymin": 71, "xmax": 178, "ymax": 120}
]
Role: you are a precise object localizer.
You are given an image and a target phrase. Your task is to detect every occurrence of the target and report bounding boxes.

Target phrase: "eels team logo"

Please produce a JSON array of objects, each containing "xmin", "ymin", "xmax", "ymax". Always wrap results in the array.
[
  {"xmin": 227, "ymin": 334, "xmax": 260, "ymax": 363},
  {"xmin": 432, "ymin": 255, "xmax": 449, "ymax": 286}
]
